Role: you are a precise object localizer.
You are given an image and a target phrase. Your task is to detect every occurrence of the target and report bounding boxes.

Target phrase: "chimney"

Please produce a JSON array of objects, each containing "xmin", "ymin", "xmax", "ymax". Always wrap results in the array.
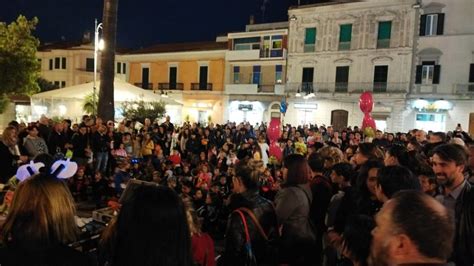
[
  {"xmin": 83, "ymin": 31, "xmax": 91, "ymax": 43},
  {"xmin": 249, "ymin": 15, "xmax": 255, "ymax": 25}
]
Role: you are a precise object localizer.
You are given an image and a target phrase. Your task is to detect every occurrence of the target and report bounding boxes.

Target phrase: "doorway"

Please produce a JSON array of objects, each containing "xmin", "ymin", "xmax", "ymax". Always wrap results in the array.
[{"xmin": 331, "ymin": 110, "xmax": 348, "ymax": 132}]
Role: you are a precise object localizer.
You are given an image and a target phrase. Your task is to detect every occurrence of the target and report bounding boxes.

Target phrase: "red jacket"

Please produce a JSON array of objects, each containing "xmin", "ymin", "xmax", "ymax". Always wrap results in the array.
[{"xmin": 192, "ymin": 233, "xmax": 215, "ymax": 266}]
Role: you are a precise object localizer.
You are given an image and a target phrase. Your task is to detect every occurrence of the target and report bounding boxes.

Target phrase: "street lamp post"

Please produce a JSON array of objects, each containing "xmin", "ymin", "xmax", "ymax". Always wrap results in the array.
[{"xmin": 93, "ymin": 19, "xmax": 103, "ymax": 116}]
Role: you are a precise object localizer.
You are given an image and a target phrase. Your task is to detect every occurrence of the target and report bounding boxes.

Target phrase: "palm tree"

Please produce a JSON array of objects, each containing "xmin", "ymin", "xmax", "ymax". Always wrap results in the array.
[{"xmin": 98, "ymin": 0, "xmax": 118, "ymax": 121}]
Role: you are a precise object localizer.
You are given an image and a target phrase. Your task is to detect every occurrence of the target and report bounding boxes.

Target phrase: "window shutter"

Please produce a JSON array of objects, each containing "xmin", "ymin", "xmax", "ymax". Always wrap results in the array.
[
  {"xmin": 305, "ymin": 28, "xmax": 317, "ymax": 44},
  {"xmin": 339, "ymin": 24, "xmax": 352, "ymax": 42},
  {"xmin": 123, "ymin": 63, "xmax": 126, "ymax": 74},
  {"xmin": 62, "ymin": 57, "xmax": 66, "ymax": 69},
  {"xmin": 49, "ymin": 59, "xmax": 53, "ymax": 70},
  {"xmin": 469, "ymin": 64, "xmax": 474, "ymax": 83},
  {"xmin": 415, "ymin": 65, "xmax": 422, "ymax": 84},
  {"xmin": 117, "ymin": 62, "xmax": 121, "ymax": 73},
  {"xmin": 433, "ymin": 65, "xmax": 441, "ymax": 84},
  {"xmin": 378, "ymin": 21, "xmax": 392, "ymax": 40},
  {"xmin": 436, "ymin": 13, "xmax": 445, "ymax": 35},
  {"xmin": 419, "ymin": 15, "xmax": 426, "ymax": 36}
]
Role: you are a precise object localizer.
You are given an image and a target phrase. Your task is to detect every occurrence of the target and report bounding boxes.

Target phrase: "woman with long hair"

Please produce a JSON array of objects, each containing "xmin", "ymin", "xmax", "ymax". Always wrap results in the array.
[
  {"xmin": 0, "ymin": 126, "xmax": 27, "ymax": 183},
  {"xmin": 100, "ymin": 185, "xmax": 192, "ymax": 266},
  {"xmin": 275, "ymin": 154, "xmax": 316, "ymax": 265},
  {"xmin": 0, "ymin": 173, "xmax": 93, "ymax": 265}
]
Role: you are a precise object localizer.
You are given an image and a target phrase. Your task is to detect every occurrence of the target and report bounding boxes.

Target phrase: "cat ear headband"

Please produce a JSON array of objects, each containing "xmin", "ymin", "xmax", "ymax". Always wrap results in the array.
[{"xmin": 16, "ymin": 158, "xmax": 78, "ymax": 182}]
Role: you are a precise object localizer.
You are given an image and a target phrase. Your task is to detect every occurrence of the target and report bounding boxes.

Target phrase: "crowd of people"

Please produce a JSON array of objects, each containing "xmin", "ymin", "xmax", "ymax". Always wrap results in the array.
[{"xmin": 0, "ymin": 113, "xmax": 473, "ymax": 266}]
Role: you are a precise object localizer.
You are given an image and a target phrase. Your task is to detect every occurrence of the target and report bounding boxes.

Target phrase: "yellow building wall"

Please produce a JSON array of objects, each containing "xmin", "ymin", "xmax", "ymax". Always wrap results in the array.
[{"xmin": 128, "ymin": 58, "xmax": 225, "ymax": 91}]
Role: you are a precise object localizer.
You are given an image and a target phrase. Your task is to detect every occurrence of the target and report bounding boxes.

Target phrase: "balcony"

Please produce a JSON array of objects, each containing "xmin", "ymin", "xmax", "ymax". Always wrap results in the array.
[
  {"xmin": 338, "ymin": 41, "xmax": 351, "ymax": 51},
  {"xmin": 158, "ymin": 83, "xmax": 184, "ymax": 90},
  {"xmin": 285, "ymin": 82, "xmax": 409, "ymax": 94},
  {"xmin": 260, "ymin": 49, "xmax": 285, "ymax": 58},
  {"xmin": 377, "ymin": 39, "xmax": 390, "ymax": 49},
  {"xmin": 454, "ymin": 83, "xmax": 474, "ymax": 95},
  {"xmin": 134, "ymin": 83, "xmax": 153, "ymax": 90},
  {"xmin": 191, "ymin": 83, "xmax": 213, "ymax": 91},
  {"xmin": 226, "ymin": 49, "xmax": 260, "ymax": 61},
  {"xmin": 413, "ymin": 84, "xmax": 437, "ymax": 94},
  {"xmin": 304, "ymin": 44, "xmax": 315, "ymax": 53},
  {"xmin": 225, "ymin": 83, "xmax": 285, "ymax": 95}
]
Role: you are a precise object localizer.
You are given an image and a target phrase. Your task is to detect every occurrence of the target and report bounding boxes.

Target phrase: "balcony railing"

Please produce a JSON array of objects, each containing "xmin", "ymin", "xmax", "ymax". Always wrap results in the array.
[
  {"xmin": 134, "ymin": 83, "xmax": 154, "ymax": 90},
  {"xmin": 413, "ymin": 84, "xmax": 437, "ymax": 94},
  {"xmin": 377, "ymin": 39, "xmax": 390, "ymax": 49},
  {"xmin": 158, "ymin": 83, "xmax": 184, "ymax": 90},
  {"xmin": 454, "ymin": 83, "xmax": 474, "ymax": 95},
  {"xmin": 338, "ymin": 41, "xmax": 351, "ymax": 51},
  {"xmin": 191, "ymin": 83, "xmax": 213, "ymax": 91},
  {"xmin": 285, "ymin": 82, "xmax": 409, "ymax": 94},
  {"xmin": 304, "ymin": 44, "xmax": 315, "ymax": 53}
]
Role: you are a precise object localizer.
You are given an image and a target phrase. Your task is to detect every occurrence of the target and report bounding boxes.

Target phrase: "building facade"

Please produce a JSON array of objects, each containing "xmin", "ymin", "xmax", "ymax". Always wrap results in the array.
[
  {"xmin": 224, "ymin": 22, "xmax": 288, "ymax": 125},
  {"xmin": 406, "ymin": 0, "xmax": 474, "ymax": 133},
  {"xmin": 36, "ymin": 40, "xmax": 128, "ymax": 88},
  {"xmin": 123, "ymin": 42, "xmax": 227, "ymax": 125},
  {"xmin": 286, "ymin": 0, "xmax": 417, "ymax": 132}
]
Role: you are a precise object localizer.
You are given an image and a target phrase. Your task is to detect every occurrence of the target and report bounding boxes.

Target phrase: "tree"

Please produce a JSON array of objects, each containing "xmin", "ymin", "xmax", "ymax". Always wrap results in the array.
[
  {"xmin": 37, "ymin": 77, "xmax": 59, "ymax": 92},
  {"xmin": 0, "ymin": 15, "xmax": 40, "ymax": 94},
  {"xmin": 97, "ymin": 0, "xmax": 118, "ymax": 121},
  {"xmin": 0, "ymin": 15, "xmax": 40, "ymax": 113},
  {"xmin": 121, "ymin": 100, "xmax": 166, "ymax": 124}
]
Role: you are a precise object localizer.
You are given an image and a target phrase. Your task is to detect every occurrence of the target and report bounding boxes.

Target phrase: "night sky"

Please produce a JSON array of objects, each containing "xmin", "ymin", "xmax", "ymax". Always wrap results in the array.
[{"xmin": 1, "ymin": 0, "xmax": 328, "ymax": 49}]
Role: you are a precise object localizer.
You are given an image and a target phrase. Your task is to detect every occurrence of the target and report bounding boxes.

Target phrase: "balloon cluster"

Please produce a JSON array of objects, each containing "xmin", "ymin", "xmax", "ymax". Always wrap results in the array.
[
  {"xmin": 359, "ymin": 92, "xmax": 376, "ymax": 138},
  {"xmin": 267, "ymin": 118, "xmax": 283, "ymax": 162}
]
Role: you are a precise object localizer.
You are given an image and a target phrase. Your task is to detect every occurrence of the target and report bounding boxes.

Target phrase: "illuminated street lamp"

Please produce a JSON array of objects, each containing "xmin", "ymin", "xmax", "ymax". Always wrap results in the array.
[{"xmin": 94, "ymin": 19, "xmax": 104, "ymax": 116}]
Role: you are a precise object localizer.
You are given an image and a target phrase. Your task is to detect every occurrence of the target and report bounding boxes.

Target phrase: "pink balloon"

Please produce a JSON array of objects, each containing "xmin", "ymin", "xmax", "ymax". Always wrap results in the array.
[
  {"xmin": 359, "ymin": 92, "xmax": 374, "ymax": 113},
  {"xmin": 362, "ymin": 113, "xmax": 376, "ymax": 130},
  {"xmin": 267, "ymin": 117, "xmax": 281, "ymax": 143},
  {"xmin": 269, "ymin": 142, "xmax": 283, "ymax": 162}
]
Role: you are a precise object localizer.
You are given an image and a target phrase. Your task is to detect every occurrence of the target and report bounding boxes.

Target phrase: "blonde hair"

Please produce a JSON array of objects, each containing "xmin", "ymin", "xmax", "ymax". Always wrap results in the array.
[
  {"xmin": 182, "ymin": 198, "xmax": 201, "ymax": 236},
  {"xmin": 2, "ymin": 174, "xmax": 78, "ymax": 247},
  {"xmin": 318, "ymin": 146, "xmax": 346, "ymax": 168},
  {"xmin": 2, "ymin": 126, "xmax": 18, "ymax": 147}
]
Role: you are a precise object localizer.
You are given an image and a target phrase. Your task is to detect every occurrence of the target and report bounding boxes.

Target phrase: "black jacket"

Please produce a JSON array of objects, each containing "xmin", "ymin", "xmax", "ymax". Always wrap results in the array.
[
  {"xmin": 222, "ymin": 189, "xmax": 277, "ymax": 266},
  {"xmin": 0, "ymin": 142, "xmax": 19, "ymax": 183},
  {"xmin": 452, "ymin": 182, "xmax": 474, "ymax": 265},
  {"xmin": 0, "ymin": 244, "xmax": 94, "ymax": 266}
]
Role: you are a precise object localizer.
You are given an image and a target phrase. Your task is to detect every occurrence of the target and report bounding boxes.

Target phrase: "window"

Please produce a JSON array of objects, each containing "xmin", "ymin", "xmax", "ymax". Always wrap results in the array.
[
  {"xmin": 335, "ymin": 66, "xmax": 350, "ymax": 92},
  {"xmin": 61, "ymin": 81, "xmax": 66, "ymax": 88},
  {"xmin": 55, "ymin": 58, "xmax": 60, "ymax": 69},
  {"xmin": 234, "ymin": 37, "xmax": 261, "ymax": 50},
  {"xmin": 339, "ymin": 24, "xmax": 352, "ymax": 50},
  {"xmin": 199, "ymin": 66, "xmax": 208, "ymax": 89},
  {"xmin": 304, "ymin": 28, "xmax": 317, "ymax": 53},
  {"xmin": 252, "ymin": 66, "xmax": 261, "ymax": 85},
  {"xmin": 420, "ymin": 13, "xmax": 444, "ymax": 36},
  {"xmin": 122, "ymin": 63, "xmax": 126, "ymax": 74},
  {"xmin": 86, "ymin": 58, "xmax": 94, "ymax": 72},
  {"xmin": 233, "ymin": 66, "xmax": 240, "ymax": 84},
  {"xmin": 272, "ymin": 35, "xmax": 282, "ymax": 49},
  {"xmin": 117, "ymin": 62, "xmax": 121, "ymax": 74},
  {"xmin": 415, "ymin": 61, "xmax": 441, "ymax": 85},
  {"xmin": 169, "ymin": 66, "xmax": 177, "ymax": 89},
  {"xmin": 373, "ymin": 65, "xmax": 388, "ymax": 92},
  {"xmin": 142, "ymin": 67, "xmax": 150, "ymax": 89},
  {"xmin": 469, "ymin": 64, "xmax": 474, "ymax": 83},
  {"xmin": 302, "ymin": 67, "xmax": 314, "ymax": 93},
  {"xmin": 53, "ymin": 57, "xmax": 66, "ymax": 69},
  {"xmin": 377, "ymin": 21, "xmax": 392, "ymax": 48},
  {"xmin": 49, "ymin": 59, "xmax": 53, "ymax": 70},
  {"xmin": 275, "ymin": 65, "xmax": 283, "ymax": 84},
  {"xmin": 54, "ymin": 81, "xmax": 60, "ymax": 87}
]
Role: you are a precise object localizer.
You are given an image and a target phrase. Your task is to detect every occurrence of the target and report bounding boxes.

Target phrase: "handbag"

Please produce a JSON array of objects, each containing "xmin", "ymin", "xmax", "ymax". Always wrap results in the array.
[{"xmin": 234, "ymin": 209, "xmax": 258, "ymax": 266}]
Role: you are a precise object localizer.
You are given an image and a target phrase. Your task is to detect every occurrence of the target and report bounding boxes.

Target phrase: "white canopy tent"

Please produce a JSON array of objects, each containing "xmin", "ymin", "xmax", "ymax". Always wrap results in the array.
[{"xmin": 31, "ymin": 79, "xmax": 182, "ymax": 123}]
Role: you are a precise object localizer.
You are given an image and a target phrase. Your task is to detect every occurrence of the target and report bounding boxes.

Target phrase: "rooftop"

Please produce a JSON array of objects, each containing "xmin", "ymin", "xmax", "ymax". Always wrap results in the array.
[{"xmin": 127, "ymin": 41, "xmax": 228, "ymax": 54}]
